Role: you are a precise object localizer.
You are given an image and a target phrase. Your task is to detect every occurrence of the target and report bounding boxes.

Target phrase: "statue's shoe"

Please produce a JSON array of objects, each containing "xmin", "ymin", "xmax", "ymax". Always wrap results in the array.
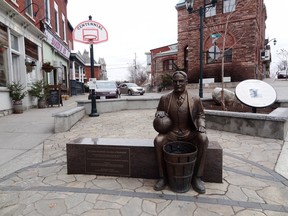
[
  {"xmin": 192, "ymin": 177, "xmax": 206, "ymax": 194},
  {"xmin": 154, "ymin": 178, "xmax": 166, "ymax": 191}
]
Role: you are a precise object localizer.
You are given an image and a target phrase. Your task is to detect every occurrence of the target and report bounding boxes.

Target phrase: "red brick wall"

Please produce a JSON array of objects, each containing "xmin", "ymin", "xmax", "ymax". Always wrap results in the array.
[
  {"xmin": 5, "ymin": 0, "xmax": 45, "ymax": 28},
  {"xmin": 84, "ymin": 65, "xmax": 101, "ymax": 80},
  {"xmin": 5, "ymin": 0, "xmax": 69, "ymax": 43},
  {"xmin": 49, "ymin": 0, "xmax": 68, "ymax": 42},
  {"xmin": 150, "ymin": 45, "xmax": 177, "ymax": 86},
  {"xmin": 176, "ymin": 0, "xmax": 266, "ymax": 83}
]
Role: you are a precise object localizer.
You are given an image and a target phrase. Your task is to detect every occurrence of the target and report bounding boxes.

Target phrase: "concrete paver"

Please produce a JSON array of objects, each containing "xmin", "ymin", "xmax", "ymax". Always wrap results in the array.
[{"xmin": 0, "ymin": 79, "xmax": 288, "ymax": 215}]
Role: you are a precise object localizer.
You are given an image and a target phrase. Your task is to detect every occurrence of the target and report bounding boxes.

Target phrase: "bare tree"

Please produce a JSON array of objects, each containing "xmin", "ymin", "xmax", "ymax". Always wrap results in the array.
[
  {"xmin": 206, "ymin": 0, "xmax": 252, "ymax": 110},
  {"xmin": 276, "ymin": 49, "xmax": 288, "ymax": 79},
  {"xmin": 277, "ymin": 60, "xmax": 288, "ymax": 71},
  {"xmin": 276, "ymin": 49, "xmax": 288, "ymax": 70},
  {"xmin": 127, "ymin": 64, "xmax": 147, "ymax": 85}
]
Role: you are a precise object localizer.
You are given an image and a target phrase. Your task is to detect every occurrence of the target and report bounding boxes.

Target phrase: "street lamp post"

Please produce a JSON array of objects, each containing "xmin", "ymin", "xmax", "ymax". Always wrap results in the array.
[{"xmin": 186, "ymin": 0, "xmax": 217, "ymax": 98}]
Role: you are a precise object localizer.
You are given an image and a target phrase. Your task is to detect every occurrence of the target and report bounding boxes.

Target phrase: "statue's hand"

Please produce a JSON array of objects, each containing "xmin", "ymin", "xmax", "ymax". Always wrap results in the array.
[
  {"xmin": 197, "ymin": 126, "xmax": 206, "ymax": 133},
  {"xmin": 155, "ymin": 111, "xmax": 167, "ymax": 118}
]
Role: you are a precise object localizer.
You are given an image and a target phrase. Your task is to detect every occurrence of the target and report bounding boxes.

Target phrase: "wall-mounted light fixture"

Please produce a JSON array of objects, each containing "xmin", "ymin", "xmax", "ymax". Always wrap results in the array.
[
  {"xmin": 25, "ymin": 59, "xmax": 36, "ymax": 67},
  {"xmin": 266, "ymin": 38, "xmax": 277, "ymax": 46},
  {"xmin": 30, "ymin": 61, "xmax": 37, "ymax": 67},
  {"xmin": 25, "ymin": 59, "xmax": 37, "ymax": 73}
]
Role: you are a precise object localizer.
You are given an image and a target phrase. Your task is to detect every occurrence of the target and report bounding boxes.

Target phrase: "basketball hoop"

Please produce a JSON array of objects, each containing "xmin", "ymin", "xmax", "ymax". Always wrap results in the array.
[
  {"xmin": 83, "ymin": 29, "xmax": 99, "ymax": 43},
  {"xmin": 83, "ymin": 34, "xmax": 98, "ymax": 44},
  {"xmin": 73, "ymin": 20, "xmax": 108, "ymax": 45}
]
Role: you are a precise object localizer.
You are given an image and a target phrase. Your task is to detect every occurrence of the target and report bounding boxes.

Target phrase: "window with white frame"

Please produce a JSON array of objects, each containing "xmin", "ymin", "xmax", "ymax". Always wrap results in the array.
[
  {"xmin": 10, "ymin": 33, "xmax": 21, "ymax": 82},
  {"xmin": 10, "ymin": 34, "xmax": 19, "ymax": 51},
  {"xmin": 206, "ymin": 48, "xmax": 232, "ymax": 64},
  {"xmin": 62, "ymin": 14, "xmax": 67, "ymax": 42},
  {"xmin": 24, "ymin": 0, "xmax": 34, "ymax": 17},
  {"xmin": 0, "ymin": 48, "xmax": 8, "ymax": 87},
  {"xmin": 12, "ymin": 54, "xmax": 20, "ymax": 82},
  {"xmin": 205, "ymin": 4, "xmax": 216, "ymax": 17},
  {"xmin": 223, "ymin": 0, "xmax": 236, "ymax": 13},
  {"xmin": 163, "ymin": 59, "xmax": 175, "ymax": 71},
  {"xmin": 54, "ymin": 2, "xmax": 59, "ymax": 34},
  {"xmin": 45, "ymin": 0, "xmax": 51, "ymax": 24}
]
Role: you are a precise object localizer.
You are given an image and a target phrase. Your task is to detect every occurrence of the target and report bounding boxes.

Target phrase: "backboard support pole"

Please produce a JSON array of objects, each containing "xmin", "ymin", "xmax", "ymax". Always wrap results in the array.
[{"xmin": 88, "ymin": 16, "xmax": 99, "ymax": 117}]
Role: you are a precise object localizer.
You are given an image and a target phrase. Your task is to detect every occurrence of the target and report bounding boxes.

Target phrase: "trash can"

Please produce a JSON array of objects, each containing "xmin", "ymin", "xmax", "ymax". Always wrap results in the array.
[{"xmin": 163, "ymin": 141, "xmax": 197, "ymax": 193}]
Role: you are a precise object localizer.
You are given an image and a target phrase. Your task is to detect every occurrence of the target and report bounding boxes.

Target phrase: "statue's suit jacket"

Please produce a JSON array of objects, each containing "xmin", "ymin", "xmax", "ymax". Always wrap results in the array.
[{"xmin": 156, "ymin": 91, "xmax": 206, "ymax": 131}]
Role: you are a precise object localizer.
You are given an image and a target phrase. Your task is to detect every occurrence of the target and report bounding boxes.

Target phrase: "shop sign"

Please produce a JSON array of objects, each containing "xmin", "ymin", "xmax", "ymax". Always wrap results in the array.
[{"xmin": 44, "ymin": 30, "xmax": 70, "ymax": 59}]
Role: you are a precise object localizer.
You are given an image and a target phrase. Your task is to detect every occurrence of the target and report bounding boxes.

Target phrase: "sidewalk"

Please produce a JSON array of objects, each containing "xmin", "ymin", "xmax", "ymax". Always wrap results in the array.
[{"xmin": 0, "ymin": 81, "xmax": 288, "ymax": 215}]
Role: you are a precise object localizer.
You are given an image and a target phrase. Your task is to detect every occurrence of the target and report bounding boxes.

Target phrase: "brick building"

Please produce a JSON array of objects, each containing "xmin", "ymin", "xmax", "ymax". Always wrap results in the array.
[
  {"xmin": 0, "ymin": 0, "xmax": 107, "ymax": 115},
  {"xmin": 150, "ymin": 44, "xmax": 178, "ymax": 87},
  {"xmin": 39, "ymin": 0, "xmax": 71, "ymax": 94},
  {"xmin": 175, "ymin": 0, "xmax": 268, "ymax": 83},
  {"xmin": 80, "ymin": 50, "xmax": 106, "ymax": 81}
]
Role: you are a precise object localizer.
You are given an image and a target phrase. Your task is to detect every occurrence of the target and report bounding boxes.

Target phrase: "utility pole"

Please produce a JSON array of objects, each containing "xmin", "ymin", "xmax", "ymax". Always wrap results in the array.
[{"xmin": 134, "ymin": 53, "xmax": 137, "ymax": 83}]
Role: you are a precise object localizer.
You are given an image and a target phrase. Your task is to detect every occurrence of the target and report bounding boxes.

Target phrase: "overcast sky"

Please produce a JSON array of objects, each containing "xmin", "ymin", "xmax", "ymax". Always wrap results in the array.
[
  {"xmin": 264, "ymin": 0, "xmax": 288, "ymax": 76},
  {"xmin": 67, "ymin": 0, "xmax": 287, "ymax": 81}
]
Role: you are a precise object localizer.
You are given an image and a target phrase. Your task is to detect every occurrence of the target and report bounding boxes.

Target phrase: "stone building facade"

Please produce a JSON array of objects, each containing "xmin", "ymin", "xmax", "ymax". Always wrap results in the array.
[{"xmin": 175, "ymin": 0, "xmax": 268, "ymax": 83}]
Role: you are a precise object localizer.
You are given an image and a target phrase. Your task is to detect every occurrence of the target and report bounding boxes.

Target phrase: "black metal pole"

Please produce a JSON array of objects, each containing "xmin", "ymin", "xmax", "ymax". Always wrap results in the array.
[
  {"xmin": 199, "ymin": 6, "xmax": 204, "ymax": 98},
  {"xmin": 88, "ymin": 15, "xmax": 99, "ymax": 117}
]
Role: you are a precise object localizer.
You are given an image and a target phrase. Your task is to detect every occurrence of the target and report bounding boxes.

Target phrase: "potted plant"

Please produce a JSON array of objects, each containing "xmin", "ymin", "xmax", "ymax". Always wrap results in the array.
[
  {"xmin": 7, "ymin": 81, "xmax": 27, "ymax": 114},
  {"xmin": 41, "ymin": 62, "xmax": 54, "ymax": 73},
  {"xmin": 29, "ymin": 80, "xmax": 48, "ymax": 108}
]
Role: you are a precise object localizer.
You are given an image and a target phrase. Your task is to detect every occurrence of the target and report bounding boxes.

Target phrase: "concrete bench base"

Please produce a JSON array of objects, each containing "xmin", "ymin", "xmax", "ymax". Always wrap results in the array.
[
  {"xmin": 53, "ymin": 107, "xmax": 85, "ymax": 133},
  {"xmin": 66, "ymin": 138, "xmax": 222, "ymax": 183},
  {"xmin": 205, "ymin": 107, "xmax": 288, "ymax": 140}
]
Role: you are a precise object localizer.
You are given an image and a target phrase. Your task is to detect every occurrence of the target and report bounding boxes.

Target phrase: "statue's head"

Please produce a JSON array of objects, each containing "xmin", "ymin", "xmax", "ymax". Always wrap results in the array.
[{"xmin": 172, "ymin": 71, "xmax": 188, "ymax": 93}]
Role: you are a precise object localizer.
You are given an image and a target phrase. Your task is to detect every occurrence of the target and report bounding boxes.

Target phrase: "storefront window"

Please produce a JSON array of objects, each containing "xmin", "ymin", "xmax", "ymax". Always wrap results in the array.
[
  {"xmin": 0, "ymin": 47, "xmax": 8, "ymax": 87},
  {"xmin": 12, "ymin": 53, "xmax": 21, "ymax": 82}
]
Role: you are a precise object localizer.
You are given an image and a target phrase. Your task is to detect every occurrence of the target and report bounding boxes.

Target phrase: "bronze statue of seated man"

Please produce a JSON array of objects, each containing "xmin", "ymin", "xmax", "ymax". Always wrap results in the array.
[{"xmin": 153, "ymin": 71, "xmax": 209, "ymax": 194}]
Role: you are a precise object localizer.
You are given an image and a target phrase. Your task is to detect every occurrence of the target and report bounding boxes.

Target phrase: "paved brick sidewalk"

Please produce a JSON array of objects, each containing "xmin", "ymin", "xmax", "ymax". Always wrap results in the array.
[
  {"xmin": 0, "ymin": 109, "xmax": 288, "ymax": 215},
  {"xmin": 0, "ymin": 79, "xmax": 287, "ymax": 215}
]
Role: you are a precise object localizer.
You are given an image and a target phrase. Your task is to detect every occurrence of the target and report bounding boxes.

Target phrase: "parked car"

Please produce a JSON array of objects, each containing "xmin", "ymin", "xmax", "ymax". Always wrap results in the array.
[
  {"xmin": 89, "ymin": 80, "xmax": 119, "ymax": 99},
  {"xmin": 118, "ymin": 83, "xmax": 145, "ymax": 95},
  {"xmin": 277, "ymin": 70, "xmax": 288, "ymax": 79}
]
